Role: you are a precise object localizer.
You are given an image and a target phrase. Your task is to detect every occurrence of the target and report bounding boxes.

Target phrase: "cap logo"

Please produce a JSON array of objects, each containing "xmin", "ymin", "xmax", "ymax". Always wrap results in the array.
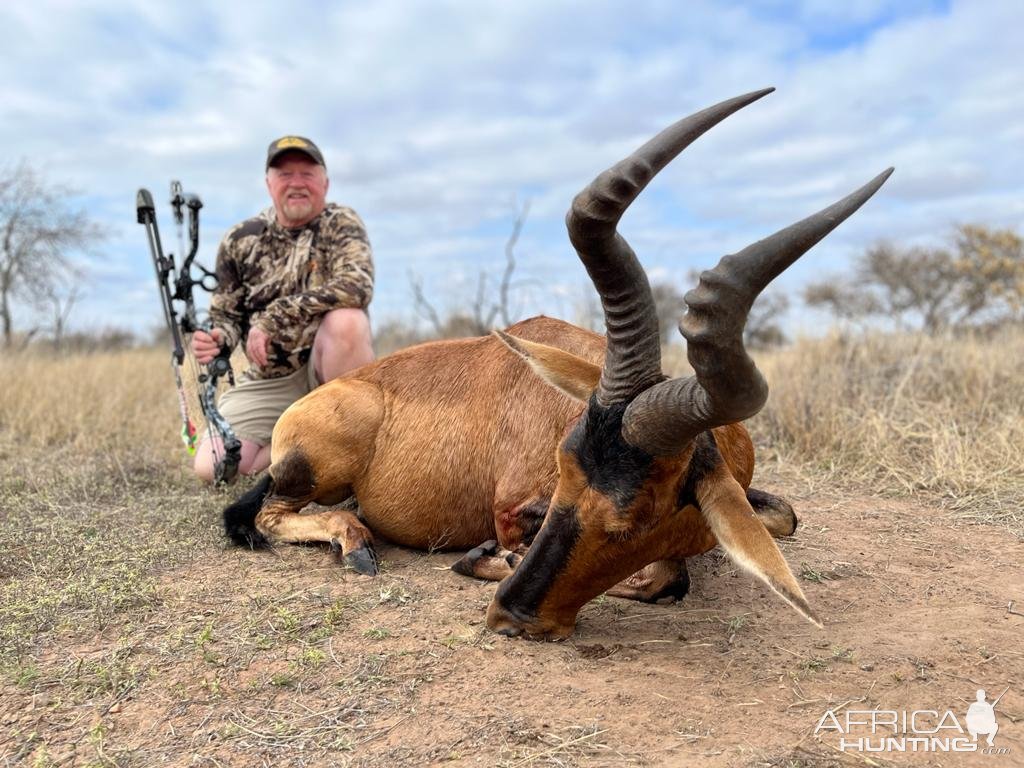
[{"xmin": 276, "ymin": 136, "xmax": 309, "ymax": 150}]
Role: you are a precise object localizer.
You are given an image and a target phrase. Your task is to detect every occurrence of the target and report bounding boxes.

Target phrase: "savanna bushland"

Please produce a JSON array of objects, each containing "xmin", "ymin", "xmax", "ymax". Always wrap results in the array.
[{"xmin": 1, "ymin": 223, "xmax": 1023, "ymax": 766}]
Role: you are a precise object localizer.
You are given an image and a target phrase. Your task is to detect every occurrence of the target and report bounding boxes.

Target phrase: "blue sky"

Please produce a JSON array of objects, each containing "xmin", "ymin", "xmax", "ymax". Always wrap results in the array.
[{"xmin": 2, "ymin": 0, "xmax": 1021, "ymax": 339}]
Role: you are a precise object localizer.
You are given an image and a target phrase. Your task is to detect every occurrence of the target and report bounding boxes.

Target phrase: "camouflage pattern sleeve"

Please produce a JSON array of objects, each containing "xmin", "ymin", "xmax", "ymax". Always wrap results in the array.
[
  {"xmin": 208, "ymin": 226, "xmax": 249, "ymax": 351},
  {"xmin": 254, "ymin": 207, "xmax": 374, "ymax": 340}
]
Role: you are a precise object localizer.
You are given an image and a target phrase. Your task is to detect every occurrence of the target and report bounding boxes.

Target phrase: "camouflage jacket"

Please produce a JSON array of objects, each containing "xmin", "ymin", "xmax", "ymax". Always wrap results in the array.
[{"xmin": 209, "ymin": 203, "xmax": 374, "ymax": 379}]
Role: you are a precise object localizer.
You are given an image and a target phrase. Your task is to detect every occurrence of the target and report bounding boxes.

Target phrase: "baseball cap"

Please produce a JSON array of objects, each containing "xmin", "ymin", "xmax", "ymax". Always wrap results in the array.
[{"xmin": 266, "ymin": 136, "xmax": 326, "ymax": 169}]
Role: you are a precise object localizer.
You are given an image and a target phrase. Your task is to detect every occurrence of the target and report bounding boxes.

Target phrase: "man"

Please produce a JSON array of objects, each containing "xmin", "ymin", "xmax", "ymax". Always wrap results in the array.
[{"xmin": 191, "ymin": 136, "xmax": 375, "ymax": 483}]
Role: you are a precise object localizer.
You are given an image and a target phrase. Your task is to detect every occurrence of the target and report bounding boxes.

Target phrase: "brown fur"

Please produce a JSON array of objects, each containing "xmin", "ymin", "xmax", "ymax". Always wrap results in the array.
[
  {"xmin": 264, "ymin": 315, "xmax": 787, "ymax": 627},
  {"xmin": 268, "ymin": 316, "xmax": 601, "ymax": 551},
  {"xmin": 482, "ymin": 330, "xmax": 815, "ymax": 636},
  {"xmin": 696, "ymin": 463, "xmax": 819, "ymax": 625}
]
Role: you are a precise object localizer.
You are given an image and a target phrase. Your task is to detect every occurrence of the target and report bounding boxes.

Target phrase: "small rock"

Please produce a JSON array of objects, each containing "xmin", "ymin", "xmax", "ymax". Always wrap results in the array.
[{"xmin": 860, "ymin": 663, "xmax": 875, "ymax": 672}]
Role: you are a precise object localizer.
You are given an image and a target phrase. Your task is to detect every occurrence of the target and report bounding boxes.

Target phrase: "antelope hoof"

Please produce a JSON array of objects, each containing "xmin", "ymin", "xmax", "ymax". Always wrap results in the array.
[
  {"xmin": 341, "ymin": 544, "xmax": 379, "ymax": 576},
  {"xmin": 607, "ymin": 560, "xmax": 692, "ymax": 604},
  {"xmin": 747, "ymin": 488, "xmax": 799, "ymax": 538},
  {"xmin": 640, "ymin": 567, "xmax": 691, "ymax": 604},
  {"xmin": 450, "ymin": 539, "xmax": 500, "ymax": 577}
]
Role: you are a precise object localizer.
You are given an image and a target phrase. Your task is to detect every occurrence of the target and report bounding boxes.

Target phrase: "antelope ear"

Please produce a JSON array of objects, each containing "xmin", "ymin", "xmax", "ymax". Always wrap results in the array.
[
  {"xmin": 697, "ymin": 468, "xmax": 823, "ymax": 628},
  {"xmin": 493, "ymin": 330, "xmax": 600, "ymax": 403}
]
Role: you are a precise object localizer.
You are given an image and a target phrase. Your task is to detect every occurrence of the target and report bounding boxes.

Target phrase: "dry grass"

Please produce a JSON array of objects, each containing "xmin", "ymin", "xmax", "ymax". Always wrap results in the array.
[
  {"xmin": 0, "ymin": 347, "xmax": 230, "ymax": 669},
  {"xmin": 0, "ymin": 346, "xmax": 245, "ymax": 454},
  {"xmin": 757, "ymin": 329, "xmax": 1024, "ymax": 528},
  {"xmin": 0, "ymin": 347, "xmax": 179, "ymax": 451},
  {"xmin": 664, "ymin": 327, "xmax": 1024, "ymax": 531}
]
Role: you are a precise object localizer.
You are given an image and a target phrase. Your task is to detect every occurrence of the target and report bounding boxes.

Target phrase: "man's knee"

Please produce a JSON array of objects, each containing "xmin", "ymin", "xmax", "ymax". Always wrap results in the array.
[
  {"xmin": 193, "ymin": 437, "xmax": 268, "ymax": 484},
  {"xmin": 316, "ymin": 309, "xmax": 371, "ymax": 348},
  {"xmin": 314, "ymin": 309, "xmax": 375, "ymax": 382}
]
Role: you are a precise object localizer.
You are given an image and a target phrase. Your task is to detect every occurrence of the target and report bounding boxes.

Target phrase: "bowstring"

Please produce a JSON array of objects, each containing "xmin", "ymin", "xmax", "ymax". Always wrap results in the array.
[
  {"xmin": 191, "ymin": 317, "xmax": 229, "ymax": 475},
  {"xmin": 185, "ymin": 328, "xmax": 224, "ymax": 465}
]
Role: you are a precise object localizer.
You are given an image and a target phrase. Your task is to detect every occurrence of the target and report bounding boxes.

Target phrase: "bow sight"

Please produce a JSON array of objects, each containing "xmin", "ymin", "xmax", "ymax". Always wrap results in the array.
[{"xmin": 137, "ymin": 182, "xmax": 242, "ymax": 484}]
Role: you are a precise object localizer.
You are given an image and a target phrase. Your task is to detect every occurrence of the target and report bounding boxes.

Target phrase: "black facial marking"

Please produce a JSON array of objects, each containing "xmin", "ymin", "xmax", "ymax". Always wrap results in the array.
[
  {"xmin": 676, "ymin": 431, "xmax": 722, "ymax": 510},
  {"xmin": 564, "ymin": 396, "xmax": 654, "ymax": 511},
  {"xmin": 494, "ymin": 503, "xmax": 581, "ymax": 619}
]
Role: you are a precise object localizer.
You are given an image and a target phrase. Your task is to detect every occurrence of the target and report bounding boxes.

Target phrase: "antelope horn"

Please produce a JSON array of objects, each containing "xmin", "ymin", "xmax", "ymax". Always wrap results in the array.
[
  {"xmin": 566, "ymin": 88, "xmax": 775, "ymax": 405},
  {"xmin": 622, "ymin": 168, "xmax": 894, "ymax": 455}
]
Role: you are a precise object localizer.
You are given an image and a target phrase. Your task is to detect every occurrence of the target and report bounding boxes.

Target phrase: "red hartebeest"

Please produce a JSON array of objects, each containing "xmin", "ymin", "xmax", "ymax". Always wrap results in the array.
[{"xmin": 224, "ymin": 88, "xmax": 891, "ymax": 638}]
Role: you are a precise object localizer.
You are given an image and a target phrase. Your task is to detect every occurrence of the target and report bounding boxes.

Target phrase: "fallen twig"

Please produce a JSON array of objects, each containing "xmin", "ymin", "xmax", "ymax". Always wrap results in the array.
[{"xmin": 510, "ymin": 728, "xmax": 608, "ymax": 766}]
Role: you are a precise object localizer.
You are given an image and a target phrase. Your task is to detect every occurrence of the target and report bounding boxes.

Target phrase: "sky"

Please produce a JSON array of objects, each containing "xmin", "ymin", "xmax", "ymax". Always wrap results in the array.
[{"xmin": 2, "ymin": 0, "xmax": 1022, "ymax": 340}]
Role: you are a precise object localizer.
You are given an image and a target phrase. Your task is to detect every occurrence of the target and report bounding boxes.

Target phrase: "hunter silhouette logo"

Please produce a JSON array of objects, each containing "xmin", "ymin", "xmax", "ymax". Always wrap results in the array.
[
  {"xmin": 814, "ymin": 686, "xmax": 1011, "ymax": 755},
  {"xmin": 967, "ymin": 687, "xmax": 1008, "ymax": 747}
]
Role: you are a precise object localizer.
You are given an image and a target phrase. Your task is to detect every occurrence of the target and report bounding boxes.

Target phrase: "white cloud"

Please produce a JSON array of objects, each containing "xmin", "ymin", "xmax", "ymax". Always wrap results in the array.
[{"xmin": 0, "ymin": 0, "xmax": 1020, "ymax": 339}]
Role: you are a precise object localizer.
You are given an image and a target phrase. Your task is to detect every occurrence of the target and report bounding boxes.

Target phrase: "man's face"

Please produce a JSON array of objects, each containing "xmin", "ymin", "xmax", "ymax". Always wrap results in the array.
[{"xmin": 266, "ymin": 152, "xmax": 329, "ymax": 227}]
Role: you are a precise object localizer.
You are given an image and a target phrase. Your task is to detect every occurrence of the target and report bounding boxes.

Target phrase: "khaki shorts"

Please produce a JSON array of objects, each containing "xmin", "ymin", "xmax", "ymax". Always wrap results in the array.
[{"xmin": 217, "ymin": 364, "xmax": 321, "ymax": 445}]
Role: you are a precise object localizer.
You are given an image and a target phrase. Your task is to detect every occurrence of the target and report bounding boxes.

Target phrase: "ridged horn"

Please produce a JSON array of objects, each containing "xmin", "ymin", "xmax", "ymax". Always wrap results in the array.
[
  {"xmin": 622, "ymin": 167, "xmax": 895, "ymax": 455},
  {"xmin": 566, "ymin": 88, "xmax": 776, "ymax": 405}
]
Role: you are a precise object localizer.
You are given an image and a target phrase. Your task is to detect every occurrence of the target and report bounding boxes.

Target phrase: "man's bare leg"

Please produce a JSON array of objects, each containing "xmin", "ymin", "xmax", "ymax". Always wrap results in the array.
[
  {"xmin": 194, "ymin": 437, "xmax": 270, "ymax": 483},
  {"xmin": 312, "ymin": 308, "xmax": 374, "ymax": 383},
  {"xmin": 195, "ymin": 308, "xmax": 371, "ymax": 483}
]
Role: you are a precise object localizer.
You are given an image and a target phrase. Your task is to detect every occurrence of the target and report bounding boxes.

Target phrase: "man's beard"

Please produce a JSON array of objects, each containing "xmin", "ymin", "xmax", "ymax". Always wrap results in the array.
[{"xmin": 281, "ymin": 197, "xmax": 314, "ymax": 222}]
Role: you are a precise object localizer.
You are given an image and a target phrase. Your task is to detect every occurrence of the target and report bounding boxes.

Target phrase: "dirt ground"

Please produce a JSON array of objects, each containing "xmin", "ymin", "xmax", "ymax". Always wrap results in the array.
[{"xmin": 2, "ymin": 472, "xmax": 1022, "ymax": 767}]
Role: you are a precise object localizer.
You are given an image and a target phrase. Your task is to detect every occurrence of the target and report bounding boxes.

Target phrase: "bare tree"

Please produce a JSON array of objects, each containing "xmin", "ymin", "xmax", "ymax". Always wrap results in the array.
[
  {"xmin": 409, "ymin": 270, "xmax": 445, "ymax": 337},
  {"xmin": 806, "ymin": 225, "xmax": 1024, "ymax": 334},
  {"xmin": 0, "ymin": 161, "xmax": 100, "ymax": 346},
  {"xmin": 745, "ymin": 292, "xmax": 790, "ymax": 349},
  {"xmin": 803, "ymin": 281, "xmax": 879, "ymax": 327},
  {"xmin": 44, "ymin": 281, "xmax": 82, "ymax": 350},
  {"xmin": 496, "ymin": 200, "xmax": 529, "ymax": 327},
  {"xmin": 410, "ymin": 201, "xmax": 531, "ymax": 338},
  {"xmin": 650, "ymin": 281, "xmax": 688, "ymax": 344}
]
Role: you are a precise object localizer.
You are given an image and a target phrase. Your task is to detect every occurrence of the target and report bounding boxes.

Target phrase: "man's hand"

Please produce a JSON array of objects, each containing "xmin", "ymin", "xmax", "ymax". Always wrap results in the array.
[
  {"xmin": 192, "ymin": 328, "xmax": 225, "ymax": 365},
  {"xmin": 246, "ymin": 326, "xmax": 271, "ymax": 368}
]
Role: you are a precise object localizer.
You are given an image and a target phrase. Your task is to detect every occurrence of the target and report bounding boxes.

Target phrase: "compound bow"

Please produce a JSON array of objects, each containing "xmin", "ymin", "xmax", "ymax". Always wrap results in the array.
[{"xmin": 137, "ymin": 182, "xmax": 242, "ymax": 484}]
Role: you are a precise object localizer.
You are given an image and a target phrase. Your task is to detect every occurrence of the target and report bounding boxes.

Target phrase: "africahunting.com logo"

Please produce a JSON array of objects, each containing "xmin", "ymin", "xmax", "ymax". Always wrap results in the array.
[{"xmin": 815, "ymin": 687, "xmax": 1010, "ymax": 755}]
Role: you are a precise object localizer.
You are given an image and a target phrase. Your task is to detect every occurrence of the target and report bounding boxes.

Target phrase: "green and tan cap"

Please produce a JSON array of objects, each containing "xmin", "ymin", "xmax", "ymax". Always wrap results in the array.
[{"xmin": 266, "ymin": 136, "xmax": 326, "ymax": 169}]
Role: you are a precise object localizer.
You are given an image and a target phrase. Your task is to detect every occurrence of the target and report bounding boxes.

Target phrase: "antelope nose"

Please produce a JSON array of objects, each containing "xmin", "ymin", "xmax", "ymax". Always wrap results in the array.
[{"xmin": 486, "ymin": 598, "xmax": 524, "ymax": 637}]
